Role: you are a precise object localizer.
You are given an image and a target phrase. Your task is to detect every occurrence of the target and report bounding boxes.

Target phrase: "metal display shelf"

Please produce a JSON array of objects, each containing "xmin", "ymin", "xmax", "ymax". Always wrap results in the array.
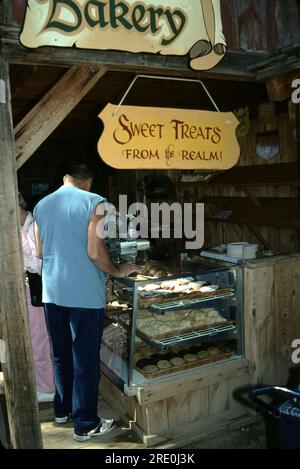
[
  {"xmin": 103, "ymin": 265, "xmax": 244, "ymax": 388},
  {"xmin": 148, "ymin": 291, "xmax": 235, "ymax": 313},
  {"xmin": 137, "ymin": 323, "xmax": 237, "ymax": 351}
]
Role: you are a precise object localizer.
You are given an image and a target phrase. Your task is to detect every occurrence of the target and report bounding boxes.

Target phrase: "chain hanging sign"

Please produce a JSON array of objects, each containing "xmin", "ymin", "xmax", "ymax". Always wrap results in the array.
[
  {"xmin": 98, "ymin": 103, "xmax": 240, "ymax": 170},
  {"xmin": 20, "ymin": 0, "xmax": 227, "ymax": 71}
]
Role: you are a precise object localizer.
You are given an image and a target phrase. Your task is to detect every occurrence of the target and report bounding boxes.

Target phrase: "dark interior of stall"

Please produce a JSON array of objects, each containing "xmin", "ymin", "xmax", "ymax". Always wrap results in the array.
[{"xmin": 13, "ymin": 65, "xmax": 300, "ymax": 259}]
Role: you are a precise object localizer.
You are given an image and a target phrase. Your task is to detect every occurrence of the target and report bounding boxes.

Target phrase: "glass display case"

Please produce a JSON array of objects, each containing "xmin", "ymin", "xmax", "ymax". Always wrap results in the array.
[{"xmin": 101, "ymin": 261, "xmax": 244, "ymax": 396}]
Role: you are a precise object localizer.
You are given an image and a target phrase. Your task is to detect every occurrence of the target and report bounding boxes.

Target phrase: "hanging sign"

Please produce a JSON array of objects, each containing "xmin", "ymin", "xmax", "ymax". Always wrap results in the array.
[
  {"xmin": 20, "ymin": 0, "xmax": 227, "ymax": 71},
  {"xmin": 98, "ymin": 103, "xmax": 240, "ymax": 170}
]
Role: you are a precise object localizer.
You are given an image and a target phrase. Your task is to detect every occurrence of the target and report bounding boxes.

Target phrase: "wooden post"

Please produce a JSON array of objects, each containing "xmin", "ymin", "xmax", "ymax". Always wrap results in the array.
[{"xmin": 0, "ymin": 51, "xmax": 43, "ymax": 447}]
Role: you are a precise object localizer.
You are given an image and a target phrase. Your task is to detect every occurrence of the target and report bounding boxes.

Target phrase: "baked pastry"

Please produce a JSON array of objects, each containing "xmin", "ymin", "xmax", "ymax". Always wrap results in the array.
[
  {"xmin": 206, "ymin": 347, "xmax": 220, "ymax": 356},
  {"xmin": 107, "ymin": 300, "xmax": 129, "ymax": 310},
  {"xmin": 197, "ymin": 351, "xmax": 208, "ymax": 359},
  {"xmin": 178, "ymin": 278, "xmax": 192, "ymax": 285},
  {"xmin": 173, "ymin": 285, "xmax": 189, "ymax": 293},
  {"xmin": 184, "ymin": 354, "xmax": 198, "ymax": 362},
  {"xmin": 200, "ymin": 285, "xmax": 219, "ymax": 293},
  {"xmin": 170, "ymin": 357, "xmax": 185, "ymax": 366},
  {"xmin": 133, "ymin": 352, "xmax": 144, "ymax": 363},
  {"xmin": 140, "ymin": 283, "xmax": 161, "ymax": 292},
  {"xmin": 157, "ymin": 360, "xmax": 172, "ymax": 370},
  {"xmin": 188, "ymin": 282, "xmax": 203, "ymax": 291},
  {"xmin": 143, "ymin": 365, "xmax": 159, "ymax": 374},
  {"xmin": 179, "ymin": 319, "xmax": 193, "ymax": 329}
]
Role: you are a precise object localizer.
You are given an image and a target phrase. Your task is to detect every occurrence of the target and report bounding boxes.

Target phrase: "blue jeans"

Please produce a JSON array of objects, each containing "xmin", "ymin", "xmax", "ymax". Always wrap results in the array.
[{"xmin": 44, "ymin": 304, "xmax": 104, "ymax": 435}]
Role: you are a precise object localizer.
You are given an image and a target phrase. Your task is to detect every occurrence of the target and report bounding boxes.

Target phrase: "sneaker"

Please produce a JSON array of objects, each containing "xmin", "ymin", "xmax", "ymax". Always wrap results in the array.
[
  {"xmin": 55, "ymin": 415, "xmax": 70, "ymax": 424},
  {"xmin": 37, "ymin": 392, "xmax": 55, "ymax": 403},
  {"xmin": 73, "ymin": 418, "xmax": 115, "ymax": 442}
]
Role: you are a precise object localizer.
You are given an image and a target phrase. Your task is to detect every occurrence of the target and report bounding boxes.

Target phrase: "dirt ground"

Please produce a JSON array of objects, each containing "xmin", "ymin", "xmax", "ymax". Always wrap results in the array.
[{"xmin": 185, "ymin": 421, "xmax": 268, "ymax": 449}]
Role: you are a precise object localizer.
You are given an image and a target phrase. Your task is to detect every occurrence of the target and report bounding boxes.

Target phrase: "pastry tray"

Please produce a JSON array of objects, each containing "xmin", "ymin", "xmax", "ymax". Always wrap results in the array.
[
  {"xmin": 135, "ymin": 322, "xmax": 237, "ymax": 351},
  {"xmin": 148, "ymin": 291, "xmax": 235, "ymax": 313},
  {"xmin": 108, "ymin": 308, "xmax": 237, "ymax": 351},
  {"xmin": 136, "ymin": 346, "xmax": 235, "ymax": 379},
  {"xmin": 138, "ymin": 288, "xmax": 233, "ymax": 308}
]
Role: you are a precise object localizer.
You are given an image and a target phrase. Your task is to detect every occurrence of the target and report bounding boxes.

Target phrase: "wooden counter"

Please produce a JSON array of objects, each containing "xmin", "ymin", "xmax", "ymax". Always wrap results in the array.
[{"xmin": 100, "ymin": 254, "xmax": 300, "ymax": 447}]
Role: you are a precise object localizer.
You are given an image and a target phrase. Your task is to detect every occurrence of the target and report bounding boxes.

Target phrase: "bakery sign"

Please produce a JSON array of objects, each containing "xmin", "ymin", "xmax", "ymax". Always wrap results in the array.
[
  {"xmin": 98, "ymin": 104, "xmax": 240, "ymax": 170},
  {"xmin": 20, "ymin": 0, "xmax": 227, "ymax": 71}
]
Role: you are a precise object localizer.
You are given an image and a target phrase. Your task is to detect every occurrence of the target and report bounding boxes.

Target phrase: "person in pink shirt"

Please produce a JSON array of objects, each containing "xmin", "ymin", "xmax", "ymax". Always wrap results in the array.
[{"xmin": 19, "ymin": 192, "xmax": 55, "ymax": 402}]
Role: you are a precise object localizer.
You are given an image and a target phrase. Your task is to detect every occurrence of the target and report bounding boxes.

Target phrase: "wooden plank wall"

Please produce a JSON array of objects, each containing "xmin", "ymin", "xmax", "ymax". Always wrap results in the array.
[
  {"xmin": 244, "ymin": 255, "xmax": 300, "ymax": 386},
  {"xmin": 199, "ymin": 112, "xmax": 299, "ymax": 253}
]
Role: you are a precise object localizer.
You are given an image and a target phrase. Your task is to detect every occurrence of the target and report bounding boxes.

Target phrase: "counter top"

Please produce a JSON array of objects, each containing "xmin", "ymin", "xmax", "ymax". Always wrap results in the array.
[{"xmin": 244, "ymin": 252, "xmax": 300, "ymax": 268}]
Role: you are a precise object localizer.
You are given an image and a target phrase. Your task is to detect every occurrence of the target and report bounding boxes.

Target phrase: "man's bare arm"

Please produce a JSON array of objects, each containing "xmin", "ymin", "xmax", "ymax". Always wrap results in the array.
[{"xmin": 87, "ymin": 205, "xmax": 138, "ymax": 278}]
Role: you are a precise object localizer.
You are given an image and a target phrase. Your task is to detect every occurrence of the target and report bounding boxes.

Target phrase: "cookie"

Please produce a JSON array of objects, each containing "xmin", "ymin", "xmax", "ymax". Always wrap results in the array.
[
  {"xmin": 170, "ymin": 357, "xmax": 185, "ymax": 367},
  {"xmin": 206, "ymin": 347, "xmax": 220, "ymax": 356},
  {"xmin": 143, "ymin": 365, "xmax": 159, "ymax": 374},
  {"xmin": 157, "ymin": 360, "xmax": 172, "ymax": 370},
  {"xmin": 184, "ymin": 354, "xmax": 198, "ymax": 362},
  {"xmin": 197, "ymin": 351, "xmax": 208, "ymax": 359}
]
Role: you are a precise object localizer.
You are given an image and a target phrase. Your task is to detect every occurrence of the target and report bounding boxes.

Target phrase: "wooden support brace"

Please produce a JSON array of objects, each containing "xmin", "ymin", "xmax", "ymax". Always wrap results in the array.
[{"xmin": 14, "ymin": 65, "xmax": 107, "ymax": 169}]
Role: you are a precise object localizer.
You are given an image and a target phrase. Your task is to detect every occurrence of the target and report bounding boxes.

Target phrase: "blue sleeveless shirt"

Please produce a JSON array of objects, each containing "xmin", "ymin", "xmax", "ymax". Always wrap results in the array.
[{"xmin": 34, "ymin": 185, "xmax": 106, "ymax": 309}]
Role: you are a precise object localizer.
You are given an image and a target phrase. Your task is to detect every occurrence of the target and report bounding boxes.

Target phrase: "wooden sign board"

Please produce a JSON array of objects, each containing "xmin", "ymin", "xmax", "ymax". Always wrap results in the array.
[
  {"xmin": 98, "ymin": 104, "xmax": 240, "ymax": 170},
  {"xmin": 20, "ymin": 0, "xmax": 227, "ymax": 71}
]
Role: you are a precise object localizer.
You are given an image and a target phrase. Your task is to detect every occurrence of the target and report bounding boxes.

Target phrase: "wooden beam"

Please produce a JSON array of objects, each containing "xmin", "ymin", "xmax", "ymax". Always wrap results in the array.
[
  {"xmin": 0, "ymin": 52, "xmax": 43, "ymax": 448},
  {"xmin": 179, "ymin": 162, "xmax": 300, "ymax": 188},
  {"xmin": 14, "ymin": 65, "xmax": 107, "ymax": 169},
  {"xmin": 0, "ymin": 25, "xmax": 264, "ymax": 81},
  {"xmin": 253, "ymin": 47, "xmax": 300, "ymax": 80}
]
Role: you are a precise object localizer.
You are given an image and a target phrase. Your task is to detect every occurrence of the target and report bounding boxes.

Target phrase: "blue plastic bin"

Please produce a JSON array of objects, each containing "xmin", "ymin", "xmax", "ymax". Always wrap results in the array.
[{"xmin": 249, "ymin": 386, "xmax": 300, "ymax": 449}]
